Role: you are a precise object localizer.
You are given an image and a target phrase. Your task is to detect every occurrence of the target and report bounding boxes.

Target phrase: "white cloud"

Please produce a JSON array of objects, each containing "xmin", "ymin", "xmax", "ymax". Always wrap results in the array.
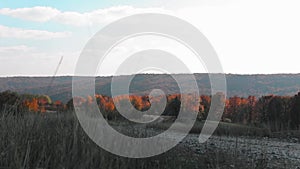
[
  {"xmin": 83, "ymin": 6, "xmax": 170, "ymax": 26},
  {"xmin": 176, "ymin": 0, "xmax": 300, "ymax": 74},
  {"xmin": 0, "ymin": 45, "xmax": 50, "ymax": 60},
  {"xmin": 0, "ymin": 6, "xmax": 170, "ymax": 27},
  {"xmin": 0, "ymin": 6, "xmax": 60, "ymax": 22},
  {"xmin": 0, "ymin": 45, "xmax": 79, "ymax": 76},
  {"xmin": 0, "ymin": 25, "xmax": 71, "ymax": 39},
  {"xmin": 0, "ymin": 45, "xmax": 34, "ymax": 53}
]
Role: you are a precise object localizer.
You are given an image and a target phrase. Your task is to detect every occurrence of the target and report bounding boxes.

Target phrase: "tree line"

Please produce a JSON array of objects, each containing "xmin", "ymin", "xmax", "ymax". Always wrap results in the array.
[
  {"xmin": 71, "ymin": 92, "xmax": 300, "ymax": 131},
  {"xmin": 0, "ymin": 90, "xmax": 64, "ymax": 115},
  {"xmin": 1, "ymin": 90, "xmax": 300, "ymax": 131}
]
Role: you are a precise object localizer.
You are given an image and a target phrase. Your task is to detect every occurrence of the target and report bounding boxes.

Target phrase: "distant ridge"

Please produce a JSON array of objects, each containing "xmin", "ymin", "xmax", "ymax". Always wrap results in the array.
[{"xmin": 1, "ymin": 73, "xmax": 300, "ymax": 103}]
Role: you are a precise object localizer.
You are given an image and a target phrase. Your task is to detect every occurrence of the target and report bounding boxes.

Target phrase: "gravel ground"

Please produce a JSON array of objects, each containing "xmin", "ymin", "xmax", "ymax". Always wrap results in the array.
[
  {"xmin": 116, "ymin": 123, "xmax": 300, "ymax": 168},
  {"xmin": 161, "ymin": 130, "xmax": 300, "ymax": 168}
]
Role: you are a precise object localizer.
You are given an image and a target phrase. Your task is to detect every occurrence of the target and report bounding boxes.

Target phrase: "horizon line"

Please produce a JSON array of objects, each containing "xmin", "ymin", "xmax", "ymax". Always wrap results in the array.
[{"xmin": 1, "ymin": 72, "xmax": 300, "ymax": 78}]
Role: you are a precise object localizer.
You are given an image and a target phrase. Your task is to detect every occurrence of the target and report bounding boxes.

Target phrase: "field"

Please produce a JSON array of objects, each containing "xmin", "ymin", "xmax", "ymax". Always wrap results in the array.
[
  {"xmin": 147, "ymin": 120, "xmax": 270, "ymax": 137},
  {"xmin": 0, "ymin": 111, "xmax": 299, "ymax": 169}
]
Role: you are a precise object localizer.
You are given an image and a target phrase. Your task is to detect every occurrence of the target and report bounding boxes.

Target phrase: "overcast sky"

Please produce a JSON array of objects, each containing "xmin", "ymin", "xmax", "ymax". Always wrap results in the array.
[{"xmin": 0, "ymin": 0, "xmax": 300, "ymax": 76}]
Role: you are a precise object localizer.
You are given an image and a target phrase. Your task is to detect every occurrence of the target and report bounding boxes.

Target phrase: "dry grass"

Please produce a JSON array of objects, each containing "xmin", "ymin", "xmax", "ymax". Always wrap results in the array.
[
  {"xmin": 0, "ymin": 110, "xmax": 207, "ymax": 169},
  {"xmin": 0, "ymin": 110, "xmax": 288, "ymax": 169}
]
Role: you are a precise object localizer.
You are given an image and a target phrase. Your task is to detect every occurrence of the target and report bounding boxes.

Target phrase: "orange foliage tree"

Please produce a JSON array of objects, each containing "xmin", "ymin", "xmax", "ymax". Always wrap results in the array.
[{"xmin": 24, "ymin": 98, "xmax": 39, "ymax": 112}]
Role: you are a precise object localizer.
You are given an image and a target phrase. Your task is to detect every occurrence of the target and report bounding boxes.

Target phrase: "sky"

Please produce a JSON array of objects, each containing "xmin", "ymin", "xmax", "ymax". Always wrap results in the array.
[{"xmin": 0, "ymin": 0, "xmax": 300, "ymax": 76}]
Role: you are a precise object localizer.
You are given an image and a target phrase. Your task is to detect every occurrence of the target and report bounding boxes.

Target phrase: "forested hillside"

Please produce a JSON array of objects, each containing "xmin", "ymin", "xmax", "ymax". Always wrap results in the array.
[{"xmin": 0, "ymin": 74, "xmax": 300, "ymax": 103}]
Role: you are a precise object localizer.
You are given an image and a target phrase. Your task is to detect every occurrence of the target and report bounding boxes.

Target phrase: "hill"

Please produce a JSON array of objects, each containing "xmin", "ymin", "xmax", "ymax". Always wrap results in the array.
[{"xmin": 0, "ymin": 74, "xmax": 300, "ymax": 103}]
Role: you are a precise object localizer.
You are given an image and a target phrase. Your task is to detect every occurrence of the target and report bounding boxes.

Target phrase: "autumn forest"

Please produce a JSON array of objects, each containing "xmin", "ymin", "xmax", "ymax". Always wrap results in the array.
[{"xmin": 1, "ymin": 89, "xmax": 300, "ymax": 133}]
